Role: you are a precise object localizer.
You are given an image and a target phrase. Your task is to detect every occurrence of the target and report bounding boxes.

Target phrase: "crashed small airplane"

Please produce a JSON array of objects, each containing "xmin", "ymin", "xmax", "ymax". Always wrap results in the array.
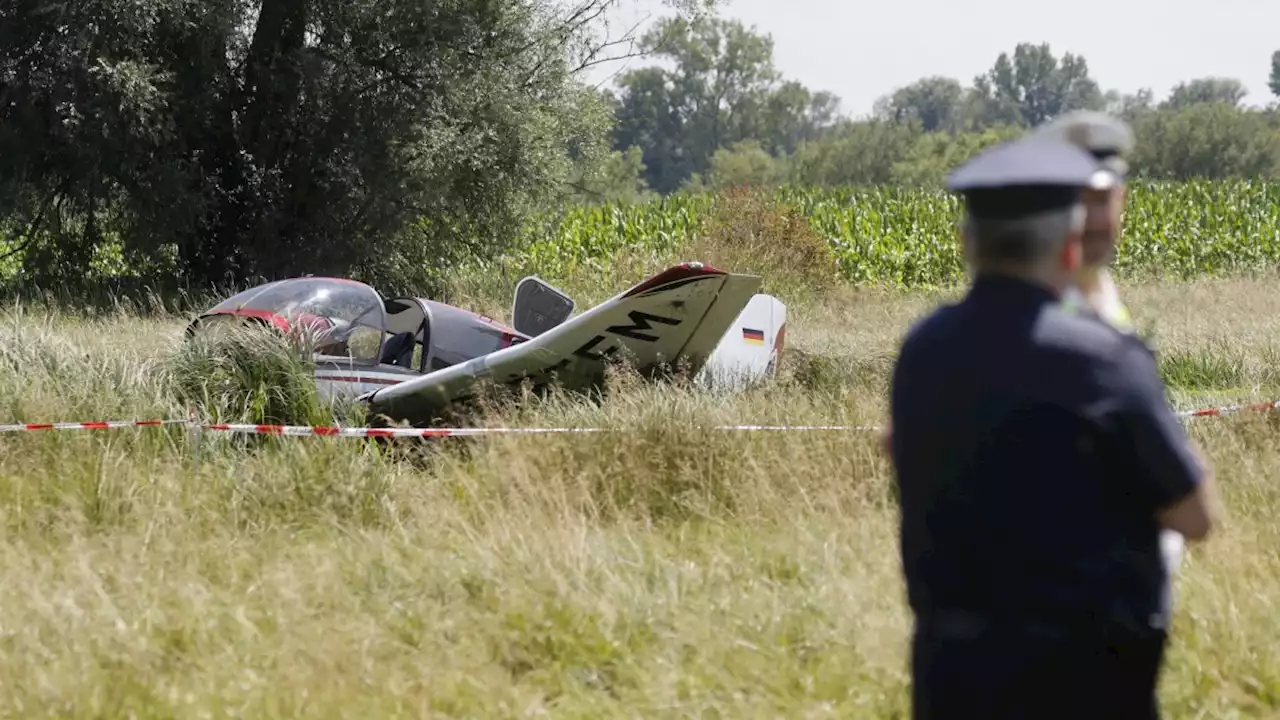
[{"xmin": 185, "ymin": 262, "xmax": 786, "ymax": 424}]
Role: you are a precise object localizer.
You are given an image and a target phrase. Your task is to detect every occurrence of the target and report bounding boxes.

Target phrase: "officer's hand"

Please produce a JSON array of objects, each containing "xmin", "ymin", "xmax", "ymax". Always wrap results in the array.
[
  {"xmin": 1190, "ymin": 441, "xmax": 1211, "ymax": 471},
  {"xmin": 1157, "ymin": 441, "xmax": 1218, "ymax": 541}
]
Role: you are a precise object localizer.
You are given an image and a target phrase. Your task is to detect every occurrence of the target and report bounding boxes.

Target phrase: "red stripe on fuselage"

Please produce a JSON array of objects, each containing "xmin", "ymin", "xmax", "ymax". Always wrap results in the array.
[{"xmin": 314, "ymin": 374, "xmax": 405, "ymax": 386}]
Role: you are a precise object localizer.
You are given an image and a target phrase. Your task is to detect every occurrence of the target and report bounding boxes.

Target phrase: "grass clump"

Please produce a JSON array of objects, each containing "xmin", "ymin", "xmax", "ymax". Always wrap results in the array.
[{"xmin": 168, "ymin": 320, "xmax": 362, "ymax": 428}]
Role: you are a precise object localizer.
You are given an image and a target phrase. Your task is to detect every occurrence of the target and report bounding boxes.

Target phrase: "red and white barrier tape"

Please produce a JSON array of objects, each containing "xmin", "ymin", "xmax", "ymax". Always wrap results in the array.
[
  {"xmin": 0, "ymin": 399, "xmax": 1277, "ymax": 437},
  {"xmin": 1177, "ymin": 400, "xmax": 1280, "ymax": 418},
  {"xmin": 0, "ymin": 419, "xmax": 873, "ymax": 436},
  {"xmin": 0, "ymin": 419, "xmax": 187, "ymax": 433},
  {"xmin": 200, "ymin": 423, "xmax": 876, "ymax": 438}
]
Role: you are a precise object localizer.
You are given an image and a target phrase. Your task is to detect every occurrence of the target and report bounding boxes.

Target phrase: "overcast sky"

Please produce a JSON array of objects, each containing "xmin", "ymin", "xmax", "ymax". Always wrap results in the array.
[{"xmin": 585, "ymin": 0, "xmax": 1280, "ymax": 117}]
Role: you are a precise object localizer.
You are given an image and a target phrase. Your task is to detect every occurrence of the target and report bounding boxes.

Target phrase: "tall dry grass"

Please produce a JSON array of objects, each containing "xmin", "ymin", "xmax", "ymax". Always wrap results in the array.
[{"xmin": 0, "ymin": 275, "xmax": 1278, "ymax": 717}]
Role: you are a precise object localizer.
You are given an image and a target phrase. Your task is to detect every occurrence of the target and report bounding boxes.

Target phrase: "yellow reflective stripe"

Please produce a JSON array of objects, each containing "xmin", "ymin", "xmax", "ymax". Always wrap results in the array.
[{"xmin": 1060, "ymin": 294, "xmax": 1134, "ymax": 333}]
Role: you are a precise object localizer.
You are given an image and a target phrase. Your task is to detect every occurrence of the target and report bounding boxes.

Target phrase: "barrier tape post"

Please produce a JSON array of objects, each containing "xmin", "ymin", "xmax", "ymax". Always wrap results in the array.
[{"xmin": 188, "ymin": 407, "xmax": 202, "ymax": 474}]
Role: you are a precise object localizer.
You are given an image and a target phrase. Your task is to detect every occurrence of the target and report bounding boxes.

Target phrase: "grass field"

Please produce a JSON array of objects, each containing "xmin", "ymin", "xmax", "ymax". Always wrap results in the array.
[{"xmin": 1, "ymin": 268, "xmax": 1279, "ymax": 718}]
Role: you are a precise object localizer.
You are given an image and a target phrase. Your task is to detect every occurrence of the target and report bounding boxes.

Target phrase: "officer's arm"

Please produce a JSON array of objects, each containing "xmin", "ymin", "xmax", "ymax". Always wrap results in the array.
[
  {"xmin": 1165, "ymin": 443, "xmax": 1215, "ymax": 539},
  {"xmin": 1114, "ymin": 341, "xmax": 1217, "ymax": 540}
]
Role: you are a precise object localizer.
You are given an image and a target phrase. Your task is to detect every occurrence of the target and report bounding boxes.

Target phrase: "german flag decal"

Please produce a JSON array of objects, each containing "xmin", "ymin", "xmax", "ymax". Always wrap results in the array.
[{"xmin": 742, "ymin": 328, "xmax": 765, "ymax": 345}]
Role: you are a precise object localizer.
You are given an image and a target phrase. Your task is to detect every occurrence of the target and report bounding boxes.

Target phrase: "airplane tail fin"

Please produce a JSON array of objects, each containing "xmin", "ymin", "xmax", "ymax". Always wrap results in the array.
[{"xmin": 695, "ymin": 293, "xmax": 787, "ymax": 391}]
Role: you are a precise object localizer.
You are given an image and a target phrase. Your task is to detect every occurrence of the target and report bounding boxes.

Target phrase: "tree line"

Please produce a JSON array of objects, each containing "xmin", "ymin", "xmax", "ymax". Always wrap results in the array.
[
  {"xmin": 2, "ymin": 1, "xmax": 1277, "ymax": 294},
  {"xmin": 585, "ymin": 15, "xmax": 1280, "ymax": 200},
  {"xmin": 0, "ymin": 0, "xmax": 718, "ymax": 293}
]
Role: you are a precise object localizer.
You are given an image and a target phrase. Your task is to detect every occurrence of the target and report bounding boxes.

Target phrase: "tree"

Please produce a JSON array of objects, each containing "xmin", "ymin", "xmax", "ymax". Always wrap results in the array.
[
  {"xmin": 610, "ymin": 15, "xmax": 839, "ymax": 193},
  {"xmin": 564, "ymin": 146, "xmax": 656, "ymax": 205},
  {"xmin": 1269, "ymin": 50, "xmax": 1280, "ymax": 100},
  {"xmin": 969, "ymin": 43, "xmax": 1105, "ymax": 128},
  {"xmin": 1129, "ymin": 103, "xmax": 1280, "ymax": 179},
  {"xmin": 611, "ymin": 15, "xmax": 780, "ymax": 192},
  {"xmin": 787, "ymin": 119, "xmax": 921, "ymax": 186},
  {"xmin": 0, "ymin": 0, "xmax": 652, "ymax": 290},
  {"xmin": 1162, "ymin": 78, "xmax": 1248, "ymax": 109},
  {"xmin": 754, "ymin": 81, "xmax": 841, "ymax": 156},
  {"xmin": 689, "ymin": 139, "xmax": 786, "ymax": 190},
  {"xmin": 890, "ymin": 124, "xmax": 1024, "ymax": 186},
  {"xmin": 1105, "ymin": 88, "xmax": 1156, "ymax": 122},
  {"xmin": 873, "ymin": 77, "xmax": 966, "ymax": 133}
]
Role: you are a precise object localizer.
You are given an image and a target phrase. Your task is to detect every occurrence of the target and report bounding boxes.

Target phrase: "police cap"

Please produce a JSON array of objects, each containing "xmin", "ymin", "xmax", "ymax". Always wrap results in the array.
[
  {"xmin": 946, "ymin": 136, "xmax": 1116, "ymax": 221},
  {"xmin": 1031, "ymin": 110, "xmax": 1134, "ymax": 177}
]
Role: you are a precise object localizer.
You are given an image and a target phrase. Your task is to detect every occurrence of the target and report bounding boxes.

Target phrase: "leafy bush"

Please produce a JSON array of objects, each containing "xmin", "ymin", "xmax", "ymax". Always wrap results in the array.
[{"xmin": 681, "ymin": 188, "xmax": 841, "ymax": 298}]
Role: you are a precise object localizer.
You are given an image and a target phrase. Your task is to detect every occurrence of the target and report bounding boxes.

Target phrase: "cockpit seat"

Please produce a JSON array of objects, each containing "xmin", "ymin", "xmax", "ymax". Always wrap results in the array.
[{"xmin": 380, "ymin": 331, "xmax": 415, "ymax": 368}]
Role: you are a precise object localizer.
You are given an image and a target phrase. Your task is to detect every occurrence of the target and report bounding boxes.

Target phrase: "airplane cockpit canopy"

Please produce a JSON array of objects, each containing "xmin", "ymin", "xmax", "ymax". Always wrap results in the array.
[{"xmin": 198, "ymin": 278, "xmax": 389, "ymax": 364}]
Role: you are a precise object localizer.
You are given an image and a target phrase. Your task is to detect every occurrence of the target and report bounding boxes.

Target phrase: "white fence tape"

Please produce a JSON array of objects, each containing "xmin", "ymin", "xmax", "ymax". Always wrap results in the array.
[
  {"xmin": 0, "ymin": 420, "xmax": 188, "ymax": 433},
  {"xmin": 0, "ymin": 398, "xmax": 1274, "ymax": 438},
  {"xmin": 198, "ymin": 423, "xmax": 877, "ymax": 438}
]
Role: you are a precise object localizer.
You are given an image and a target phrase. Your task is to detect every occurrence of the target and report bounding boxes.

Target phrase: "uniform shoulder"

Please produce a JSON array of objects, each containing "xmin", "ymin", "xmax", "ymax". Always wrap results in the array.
[
  {"xmin": 1033, "ymin": 302, "xmax": 1133, "ymax": 362},
  {"xmin": 1036, "ymin": 305, "xmax": 1167, "ymax": 409}
]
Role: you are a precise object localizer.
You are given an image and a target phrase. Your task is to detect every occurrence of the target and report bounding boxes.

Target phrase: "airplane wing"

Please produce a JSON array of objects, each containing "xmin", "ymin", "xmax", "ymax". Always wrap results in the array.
[{"xmin": 361, "ymin": 262, "xmax": 761, "ymax": 423}]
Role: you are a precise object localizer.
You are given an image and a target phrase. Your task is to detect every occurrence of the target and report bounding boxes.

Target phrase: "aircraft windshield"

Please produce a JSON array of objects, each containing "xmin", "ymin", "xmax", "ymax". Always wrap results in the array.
[{"xmin": 207, "ymin": 278, "xmax": 387, "ymax": 363}]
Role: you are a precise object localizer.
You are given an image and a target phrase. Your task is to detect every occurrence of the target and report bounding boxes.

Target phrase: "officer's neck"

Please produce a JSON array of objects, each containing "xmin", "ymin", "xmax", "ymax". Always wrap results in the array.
[
  {"xmin": 1073, "ymin": 264, "xmax": 1104, "ymax": 293},
  {"xmin": 970, "ymin": 263, "xmax": 1069, "ymax": 298}
]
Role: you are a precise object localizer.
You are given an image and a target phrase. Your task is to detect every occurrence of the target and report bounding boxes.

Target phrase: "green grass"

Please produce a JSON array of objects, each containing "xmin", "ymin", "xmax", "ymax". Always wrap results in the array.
[{"xmin": 0, "ymin": 272, "xmax": 1279, "ymax": 716}]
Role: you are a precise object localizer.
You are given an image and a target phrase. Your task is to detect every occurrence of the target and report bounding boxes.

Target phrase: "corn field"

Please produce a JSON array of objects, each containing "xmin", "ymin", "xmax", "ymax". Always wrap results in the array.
[
  {"xmin": 505, "ymin": 180, "xmax": 1280, "ymax": 288},
  {"xmin": 4, "ymin": 180, "xmax": 1280, "ymax": 294}
]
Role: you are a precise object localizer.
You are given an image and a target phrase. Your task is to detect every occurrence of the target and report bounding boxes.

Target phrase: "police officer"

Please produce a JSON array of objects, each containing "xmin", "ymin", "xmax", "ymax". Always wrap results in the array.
[
  {"xmin": 1032, "ymin": 110, "xmax": 1136, "ymax": 330},
  {"xmin": 1031, "ymin": 110, "xmax": 1192, "ymax": 602},
  {"xmin": 887, "ymin": 135, "xmax": 1217, "ymax": 719}
]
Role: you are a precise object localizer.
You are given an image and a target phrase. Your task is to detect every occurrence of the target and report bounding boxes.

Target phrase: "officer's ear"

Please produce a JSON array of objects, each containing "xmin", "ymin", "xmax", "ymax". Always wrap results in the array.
[
  {"xmin": 959, "ymin": 217, "xmax": 977, "ymax": 266},
  {"xmin": 1059, "ymin": 226, "xmax": 1084, "ymax": 271},
  {"xmin": 1058, "ymin": 202, "xmax": 1086, "ymax": 271}
]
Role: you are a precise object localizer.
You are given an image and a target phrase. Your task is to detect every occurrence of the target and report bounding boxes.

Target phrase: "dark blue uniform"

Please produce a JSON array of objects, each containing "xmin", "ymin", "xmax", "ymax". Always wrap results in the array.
[{"xmin": 890, "ymin": 138, "xmax": 1205, "ymax": 719}]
